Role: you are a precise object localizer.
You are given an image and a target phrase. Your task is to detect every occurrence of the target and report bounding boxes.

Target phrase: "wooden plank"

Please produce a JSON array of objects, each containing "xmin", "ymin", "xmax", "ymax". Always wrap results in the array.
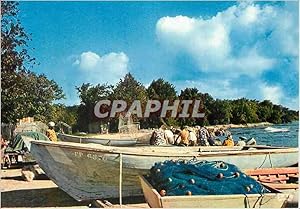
[
  {"xmin": 258, "ymin": 175, "xmax": 289, "ymax": 183},
  {"xmin": 139, "ymin": 176, "xmax": 162, "ymax": 208},
  {"xmin": 93, "ymin": 200, "xmax": 110, "ymax": 208},
  {"xmin": 262, "ymin": 183, "xmax": 299, "ymax": 190},
  {"xmin": 110, "ymin": 203, "xmax": 149, "ymax": 208},
  {"xmin": 244, "ymin": 167, "xmax": 298, "ymax": 176}
]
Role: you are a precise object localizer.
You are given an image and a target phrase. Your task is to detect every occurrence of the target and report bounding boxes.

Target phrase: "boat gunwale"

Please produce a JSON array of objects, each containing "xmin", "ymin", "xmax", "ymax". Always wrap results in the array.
[
  {"xmin": 31, "ymin": 141, "xmax": 298, "ymax": 157},
  {"xmin": 58, "ymin": 133, "xmax": 149, "ymax": 141}
]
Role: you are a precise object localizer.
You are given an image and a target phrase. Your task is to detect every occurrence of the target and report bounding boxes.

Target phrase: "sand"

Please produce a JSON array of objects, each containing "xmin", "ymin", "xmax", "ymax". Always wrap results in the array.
[
  {"xmin": 0, "ymin": 167, "xmax": 149, "ymax": 208},
  {"xmin": 0, "ymin": 167, "xmax": 89, "ymax": 208}
]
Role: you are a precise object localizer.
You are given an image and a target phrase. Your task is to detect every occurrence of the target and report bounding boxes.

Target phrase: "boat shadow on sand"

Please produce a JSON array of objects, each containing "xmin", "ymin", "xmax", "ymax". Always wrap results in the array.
[
  {"xmin": 1, "ymin": 173, "xmax": 49, "ymax": 181},
  {"xmin": 1, "ymin": 187, "xmax": 90, "ymax": 207}
]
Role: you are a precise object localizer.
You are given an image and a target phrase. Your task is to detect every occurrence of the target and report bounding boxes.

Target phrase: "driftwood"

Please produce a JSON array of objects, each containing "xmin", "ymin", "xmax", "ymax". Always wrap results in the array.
[{"xmin": 21, "ymin": 164, "xmax": 44, "ymax": 182}]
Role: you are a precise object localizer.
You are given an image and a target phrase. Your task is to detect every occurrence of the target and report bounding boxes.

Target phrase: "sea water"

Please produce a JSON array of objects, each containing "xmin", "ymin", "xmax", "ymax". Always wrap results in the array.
[{"xmin": 229, "ymin": 121, "xmax": 299, "ymax": 147}]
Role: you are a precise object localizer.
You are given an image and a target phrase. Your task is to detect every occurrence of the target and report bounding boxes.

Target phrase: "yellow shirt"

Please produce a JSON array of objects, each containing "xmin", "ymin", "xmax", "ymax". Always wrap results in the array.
[
  {"xmin": 222, "ymin": 139, "xmax": 234, "ymax": 146},
  {"xmin": 46, "ymin": 129, "xmax": 57, "ymax": 142},
  {"xmin": 180, "ymin": 130, "xmax": 189, "ymax": 145}
]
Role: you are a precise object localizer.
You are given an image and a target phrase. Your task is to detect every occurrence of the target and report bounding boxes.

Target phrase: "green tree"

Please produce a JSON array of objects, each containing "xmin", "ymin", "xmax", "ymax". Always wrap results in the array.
[
  {"xmin": 1, "ymin": 1, "xmax": 36, "ymax": 72},
  {"xmin": 281, "ymin": 108, "xmax": 298, "ymax": 123},
  {"xmin": 200, "ymin": 92, "xmax": 214, "ymax": 126},
  {"xmin": 112, "ymin": 73, "xmax": 148, "ymax": 129},
  {"xmin": 230, "ymin": 98, "xmax": 259, "ymax": 124},
  {"xmin": 147, "ymin": 78, "xmax": 177, "ymax": 100},
  {"xmin": 208, "ymin": 99, "xmax": 232, "ymax": 125},
  {"xmin": 179, "ymin": 88, "xmax": 214, "ymax": 126},
  {"xmin": 257, "ymin": 100, "xmax": 273, "ymax": 122},
  {"xmin": 1, "ymin": 1, "xmax": 64, "ymax": 123},
  {"xmin": 76, "ymin": 83, "xmax": 113, "ymax": 131},
  {"xmin": 45, "ymin": 104, "xmax": 78, "ymax": 128},
  {"xmin": 178, "ymin": 88, "xmax": 201, "ymax": 126},
  {"xmin": 113, "ymin": 73, "xmax": 147, "ymax": 102},
  {"xmin": 270, "ymin": 105, "xmax": 283, "ymax": 124},
  {"xmin": 146, "ymin": 78, "xmax": 177, "ymax": 127}
]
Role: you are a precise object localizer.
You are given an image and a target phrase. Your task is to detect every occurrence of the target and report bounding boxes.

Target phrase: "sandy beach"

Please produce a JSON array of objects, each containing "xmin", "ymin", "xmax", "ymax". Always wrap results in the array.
[{"xmin": 0, "ymin": 168, "xmax": 89, "ymax": 208}]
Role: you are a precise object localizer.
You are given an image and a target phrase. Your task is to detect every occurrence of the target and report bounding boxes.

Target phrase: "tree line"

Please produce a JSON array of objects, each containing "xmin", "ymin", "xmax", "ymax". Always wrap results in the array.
[
  {"xmin": 71, "ymin": 73, "xmax": 298, "ymax": 132},
  {"xmin": 1, "ymin": 2, "xmax": 298, "ymax": 133}
]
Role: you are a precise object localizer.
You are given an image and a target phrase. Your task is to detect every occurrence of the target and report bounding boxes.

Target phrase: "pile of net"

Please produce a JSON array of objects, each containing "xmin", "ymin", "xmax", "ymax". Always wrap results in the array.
[
  {"xmin": 149, "ymin": 160, "xmax": 270, "ymax": 196},
  {"xmin": 5, "ymin": 131, "xmax": 49, "ymax": 153}
]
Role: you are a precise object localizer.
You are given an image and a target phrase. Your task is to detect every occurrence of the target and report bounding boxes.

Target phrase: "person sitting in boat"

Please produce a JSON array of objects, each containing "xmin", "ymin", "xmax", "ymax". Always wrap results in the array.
[
  {"xmin": 245, "ymin": 137, "xmax": 257, "ymax": 145},
  {"xmin": 198, "ymin": 126, "xmax": 210, "ymax": 146},
  {"xmin": 150, "ymin": 125, "xmax": 169, "ymax": 146},
  {"xmin": 213, "ymin": 138, "xmax": 223, "ymax": 146},
  {"xmin": 224, "ymin": 130, "xmax": 232, "ymax": 136},
  {"xmin": 164, "ymin": 128, "xmax": 175, "ymax": 145},
  {"xmin": 179, "ymin": 126, "xmax": 190, "ymax": 146},
  {"xmin": 150, "ymin": 131, "xmax": 166, "ymax": 146},
  {"xmin": 1, "ymin": 137, "xmax": 10, "ymax": 167},
  {"xmin": 174, "ymin": 133, "xmax": 182, "ymax": 145},
  {"xmin": 222, "ymin": 135, "xmax": 234, "ymax": 146},
  {"xmin": 172, "ymin": 128, "xmax": 182, "ymax": 145},
  {"xmin": 46, "ymin": 122, "xmax": 58, "ymax": 142},
  {"xmin": 235, "ymin": 136, "xmax": 247, "ymax": 146},
  {"xmin": 206, "ymin": 129, "xmax": 217, "ymax": 146},
  {"xmin": 187, "ymin": 127, "xmax": 197, "ymax": 146}
]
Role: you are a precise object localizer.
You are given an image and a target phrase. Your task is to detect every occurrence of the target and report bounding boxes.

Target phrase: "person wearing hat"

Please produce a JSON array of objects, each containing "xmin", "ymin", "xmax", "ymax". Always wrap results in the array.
[
  {"xmin": 46, "ymin": 122, "xmax": 58, "ymax": 142},
  {"xmin": 222, "ymin": 135, "xmax": 234, "ymax": 146},
  {"xmin": 235, "ymin": 136, "xmax": 247, "ymax": 146}
]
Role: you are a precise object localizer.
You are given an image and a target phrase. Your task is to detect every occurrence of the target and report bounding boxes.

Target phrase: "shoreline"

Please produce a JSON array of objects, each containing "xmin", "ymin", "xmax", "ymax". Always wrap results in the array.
[{"xmin": 205, "ymin": 122, "xmax": 273, "ymax": 130}]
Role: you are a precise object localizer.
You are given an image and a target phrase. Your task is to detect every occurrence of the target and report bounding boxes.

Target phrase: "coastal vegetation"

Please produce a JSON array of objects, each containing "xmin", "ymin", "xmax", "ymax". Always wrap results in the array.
[
  {"xmin": 73, "ymin": 74, "xmax": 298, "ymax": 132},
  {"xmin": 1, "ymin": 2, "xmax": 298, "ymax": 132}
]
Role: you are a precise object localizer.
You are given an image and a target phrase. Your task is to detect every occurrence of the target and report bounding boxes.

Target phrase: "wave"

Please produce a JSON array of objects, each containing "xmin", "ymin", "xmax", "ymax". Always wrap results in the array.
[{"xmin": 264, "ymin": 127, "xmax": 289, "ymax": 133}]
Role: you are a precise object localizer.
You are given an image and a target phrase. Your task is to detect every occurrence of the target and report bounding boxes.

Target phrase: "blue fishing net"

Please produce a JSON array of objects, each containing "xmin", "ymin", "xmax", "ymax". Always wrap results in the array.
[{"xmin": 149, "ymin": 160, "xmax": 270, "ymax": 196}]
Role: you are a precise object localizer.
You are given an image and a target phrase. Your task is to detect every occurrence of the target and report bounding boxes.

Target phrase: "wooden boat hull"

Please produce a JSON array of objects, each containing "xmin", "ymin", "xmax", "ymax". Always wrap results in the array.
[
  {"xmin": 139, "ymin": 176, "xmax": 291, "ymax": 208},
  {"xmin": 244, "ymin": 167, "xmax": 298, "ymax": 190},
  {"xmin": 30, "ymin": 141, "xmax": 298, "ymax": 201},
  {"xmin": 58, "ymin": 133, "xmax": 151, "ymax": 146}
]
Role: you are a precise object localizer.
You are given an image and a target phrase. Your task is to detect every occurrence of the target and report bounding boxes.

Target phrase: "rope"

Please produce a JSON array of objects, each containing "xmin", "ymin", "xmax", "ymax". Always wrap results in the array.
[
  {"xmin": 119, "ymin": 153, "xmax": 123, "ymax": 207},
  {"xmin": 257, "ymin": 154, "xmax": 268, "ymax": 169},
  {"xmin": 268, "ymin": 153, "xmax": 273, "ymax": 168},
  {"xmin": 244, "ymin": 194, "xmax": 250, "ymax": 208}
]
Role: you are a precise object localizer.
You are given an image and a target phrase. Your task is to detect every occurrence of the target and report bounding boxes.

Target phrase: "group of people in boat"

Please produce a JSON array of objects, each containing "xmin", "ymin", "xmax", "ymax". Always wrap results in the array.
[{"xmin": 150, "ymin": 125, "xmax": 256, "ymax": 146}]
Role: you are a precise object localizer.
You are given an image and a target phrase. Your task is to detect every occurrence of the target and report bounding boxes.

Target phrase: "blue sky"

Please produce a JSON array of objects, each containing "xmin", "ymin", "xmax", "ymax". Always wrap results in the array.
[{"xmin": 19, "ymin": 1, "xmax": 299, "ymax": 110}]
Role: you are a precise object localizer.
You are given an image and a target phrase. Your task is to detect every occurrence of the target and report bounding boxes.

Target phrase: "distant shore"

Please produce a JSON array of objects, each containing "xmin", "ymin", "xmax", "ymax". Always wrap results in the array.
[{"xmin": 205, "ymin": 122, "xmax": 273, "ymax": 130}]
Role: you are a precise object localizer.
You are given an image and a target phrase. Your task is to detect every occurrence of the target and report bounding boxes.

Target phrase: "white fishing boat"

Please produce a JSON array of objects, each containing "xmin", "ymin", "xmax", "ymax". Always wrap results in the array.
[
  {"xmin": 264, "ymin": 127, "xmax": 289, "ymax": 133},
  {"xmin": 58, "ymin": 132, "xmax": 151, "ymax": 146},
  {"xmin": 30, "ymin": 141, "xmax": 298, "ymax": 201}
]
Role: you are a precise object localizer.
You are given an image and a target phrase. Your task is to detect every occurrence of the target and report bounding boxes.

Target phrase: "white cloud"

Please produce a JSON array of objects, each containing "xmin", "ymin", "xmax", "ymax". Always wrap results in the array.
[
  {"xmin": 78, "ymin": 51, "xmax": 100, "ymax": 70},
  {"xmin": 176, "ymin": 79, "xmax": 299, "ymax": 110},
  {"xmin": 283, "ymin": 96, "xmax": 299, "ymax": 110},
  {"xmin": 260, "ymin": 84, "xmax": 283, "ymax": 104},
  {"xmin": 73, "ymin": 51, "xmax": 129, "ymax": 84},
  {"xmin": 156, "ymin": 2, "xmax": 297, "ymax": 77},
  {"xmin": 260, "ymin": 84, "xmax": 299, "ymax": 110},
  {"xmin": 174, "ymin": 79, "xmax": 247, "ymax": 100}
]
